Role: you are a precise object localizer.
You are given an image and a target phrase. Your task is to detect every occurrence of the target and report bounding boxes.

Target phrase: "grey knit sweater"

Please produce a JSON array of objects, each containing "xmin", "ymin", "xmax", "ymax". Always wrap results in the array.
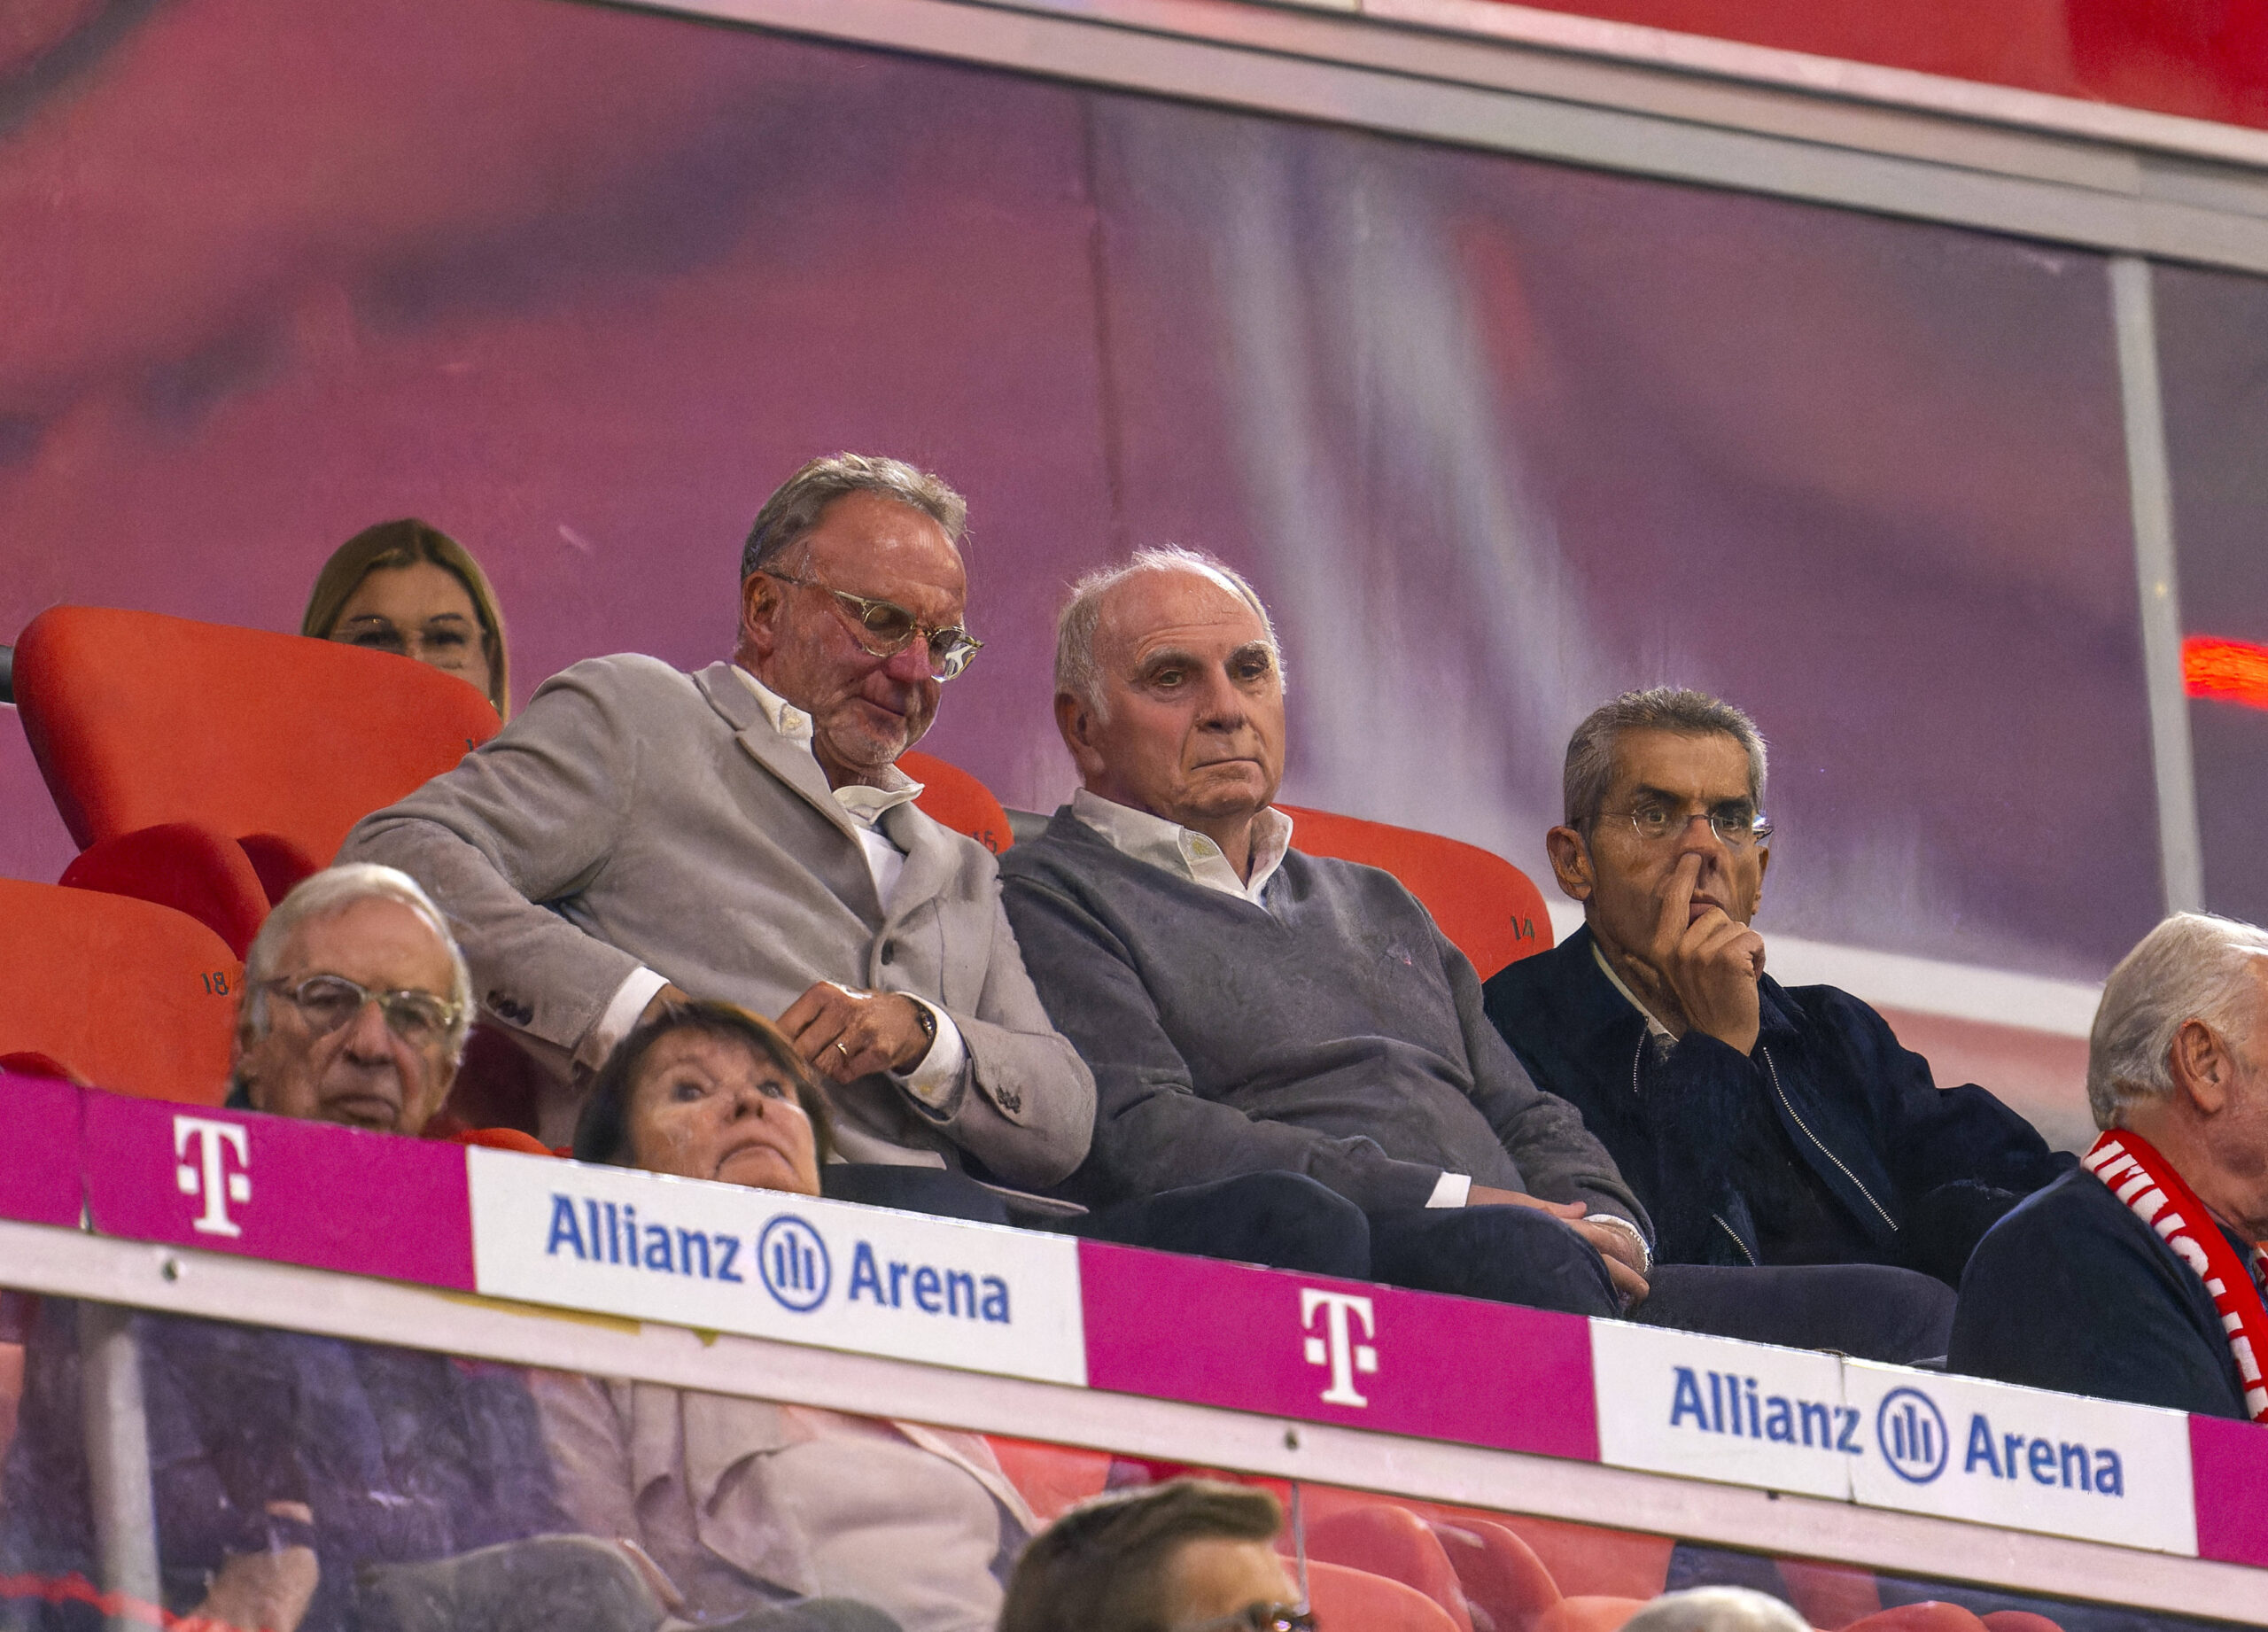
[{"xmin": 998, "ymin": 809, "xmax": 1647, "ymax": 1226}]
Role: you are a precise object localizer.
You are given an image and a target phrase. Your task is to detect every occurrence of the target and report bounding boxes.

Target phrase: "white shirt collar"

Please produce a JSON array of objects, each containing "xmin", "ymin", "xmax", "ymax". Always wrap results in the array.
[
  {"xmin": 733, "ymin": 664, "xmax": 922, "ymax": 831},
  {"xmin": 1070, "ymin": 788, "xmax": 1293, "ymax": 906},
  {"xmin": 1590, "ymin": 937, "xmax": 1679, "ymax": 1045}
]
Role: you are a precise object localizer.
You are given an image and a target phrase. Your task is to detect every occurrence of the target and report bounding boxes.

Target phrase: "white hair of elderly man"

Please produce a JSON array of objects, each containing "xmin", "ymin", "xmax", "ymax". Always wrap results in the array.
[{"xmin": 1618, "ymin": 1587, "xmax": 1812, "ymax": 1632}]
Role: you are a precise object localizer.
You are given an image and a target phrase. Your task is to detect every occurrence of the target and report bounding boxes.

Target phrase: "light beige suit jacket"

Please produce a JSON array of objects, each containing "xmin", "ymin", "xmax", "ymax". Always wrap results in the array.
[{"xmin": 341, "ymin": 654, "xmax": 1093, "ymax": 1185}]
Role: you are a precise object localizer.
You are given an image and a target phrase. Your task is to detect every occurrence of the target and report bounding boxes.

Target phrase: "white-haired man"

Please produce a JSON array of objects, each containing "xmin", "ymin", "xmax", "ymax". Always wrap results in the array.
[
  {"xmin": 227, "ymin": 861, "xmax": 471, "ymax": 1134},
  {"xmin": 999, "ymin": 548, "xmax": 1955, "ymax": 1356},
  {"xmin": 1950, "ymin": 913, "xmax": 2268, "ymax": 1418}
]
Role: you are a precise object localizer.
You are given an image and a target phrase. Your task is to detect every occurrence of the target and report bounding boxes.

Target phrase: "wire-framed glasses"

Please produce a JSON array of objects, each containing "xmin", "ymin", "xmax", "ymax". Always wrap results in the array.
[
  {"xmin": 1595, "ymin": 800, "xmax": 1774, "ymax": 850},
  {"xmin": 263, "ymin": 975, "xmax": 462, "ymax": 1048},
  {"xmin": 1174, "ymin": 1605, "xmax": 1317, "ymax": 1632},
  {"xmin": 768, "ymin": 572, "xmax": 983, "ymax": 680}
]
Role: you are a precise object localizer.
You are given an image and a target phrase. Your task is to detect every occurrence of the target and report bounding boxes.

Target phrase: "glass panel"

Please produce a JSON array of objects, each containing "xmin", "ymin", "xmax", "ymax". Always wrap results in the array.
[
  {"xmin": 2147, "ymin": 260, "xmax": 2268, "ymax": 929},
  {"xmin": 0, "ymin": 1290, "xmax": 2240, "ymax": 1632},
  {"xmin": 0, "ymin": 2, "xmax": 2159, "ymax": 984}
]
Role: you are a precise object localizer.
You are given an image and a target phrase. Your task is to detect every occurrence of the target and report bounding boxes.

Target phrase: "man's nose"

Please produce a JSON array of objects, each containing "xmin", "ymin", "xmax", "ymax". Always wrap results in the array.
[
  {"xmin": 881, "ymin": 634, "xmax": 935, "ymax": 685},
  {"xmin": 1192, "ymin": 669, "xmax": 1247, "ymax": 727},
  {"xmin": 1672, "ymin": 812, "xmax": 1729, "ymax": 859},
  {"xmin": 339, "ymin": 998, "xmax": 398, "ymax": 1061}
]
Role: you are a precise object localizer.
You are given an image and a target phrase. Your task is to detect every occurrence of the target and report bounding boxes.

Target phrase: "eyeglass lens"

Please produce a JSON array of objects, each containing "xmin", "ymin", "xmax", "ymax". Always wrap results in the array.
[
  {"xmin": 284, "ymin": 975, "xmax": 452, "ymax": 1045},
  {"xmin": 1627, "ymin": 804, "xmax": 1769, "ymax": 846},
  {"xmin": 839, "ymin": 593, "xmax": 978, "ymax": 679}
]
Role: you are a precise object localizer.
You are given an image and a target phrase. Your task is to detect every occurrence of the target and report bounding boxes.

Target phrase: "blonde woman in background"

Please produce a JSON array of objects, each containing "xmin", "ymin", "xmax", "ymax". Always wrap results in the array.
[{"xmin": 305, "ymin": 518, "xmax": 511, "ymax": 718}]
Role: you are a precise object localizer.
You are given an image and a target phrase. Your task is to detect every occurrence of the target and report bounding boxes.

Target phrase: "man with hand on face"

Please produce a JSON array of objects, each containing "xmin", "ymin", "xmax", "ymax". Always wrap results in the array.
[
  {"xmin": 1483, "ymin": 689, "xmax": 2070, "ymax": 1289},
  {"xmin": 343, "ymin": 455, "xmax": 1093, "ymax": 1214},
  {"xmin": 999, "ymin": 552, "xmax": 1952, "ymax": 1356}
]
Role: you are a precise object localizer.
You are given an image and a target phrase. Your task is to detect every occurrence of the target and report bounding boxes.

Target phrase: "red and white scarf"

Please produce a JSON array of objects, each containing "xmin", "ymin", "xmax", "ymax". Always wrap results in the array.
[{"xmin": 2084, "ymin": 1130, "xmax": 2268, "ymax": 1421}]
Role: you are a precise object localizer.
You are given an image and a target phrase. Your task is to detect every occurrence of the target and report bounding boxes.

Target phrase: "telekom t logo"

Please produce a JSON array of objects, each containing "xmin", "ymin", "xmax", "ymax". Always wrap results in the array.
[
  {"xmin": 1301, "ymin": 1288, "xmax": 1379, "ymax": 1407},
  {"xmin": 174, "ymin": 1116, "xmax": 252, "ymax": 1238}
]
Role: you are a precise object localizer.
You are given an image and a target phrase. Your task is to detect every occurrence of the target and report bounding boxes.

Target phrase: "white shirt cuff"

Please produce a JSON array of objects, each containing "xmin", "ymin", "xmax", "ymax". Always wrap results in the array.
[
  {"xmin": 1585, "ymin": 1212, "xmax": 1653, "ymax": 1274},
  {"xmin": 1425, "ymin": 1172, "xmax": 1472, "ymax": 1208},
  {"xmin": 577, "ymin": 967, "xmax": 672, "ymax": 1073},
  {"xmin": 893, "ymin": 999, "xmax": 967, "ymax": 1110}
]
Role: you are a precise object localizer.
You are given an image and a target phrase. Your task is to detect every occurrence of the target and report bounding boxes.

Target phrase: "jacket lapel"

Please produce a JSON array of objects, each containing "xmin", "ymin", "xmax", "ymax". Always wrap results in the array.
[
  {"xmin": 695, "ymin": 662, "xmax": 864, "ymax": 847},
  {"xmin": 879, "ymin": 799, "xmax": 954, "ymax": 922}
]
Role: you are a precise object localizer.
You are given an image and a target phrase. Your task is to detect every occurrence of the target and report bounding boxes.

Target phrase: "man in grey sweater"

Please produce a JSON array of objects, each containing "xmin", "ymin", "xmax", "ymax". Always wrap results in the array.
[{"xmin": 998, "ymin": 548, "xmax": 1954, "ymax": 1355}]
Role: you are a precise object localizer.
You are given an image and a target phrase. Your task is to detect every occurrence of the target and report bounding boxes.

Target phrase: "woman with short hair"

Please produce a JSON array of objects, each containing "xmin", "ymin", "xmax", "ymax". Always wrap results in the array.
[{"xmin": 538, "ymin": 1000, "xmax": 1032, "ymax": 1632}]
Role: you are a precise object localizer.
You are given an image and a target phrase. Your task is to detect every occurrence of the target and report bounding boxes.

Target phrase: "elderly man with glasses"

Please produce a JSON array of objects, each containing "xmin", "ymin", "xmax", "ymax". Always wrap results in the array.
[
  {"xmin": 1483, "ymin": 689, "xmax": 2071, "ymax": 1289},
  {"xmin": 343, "ymin": 454, "xmax": 1095, "ymax": 1212},
  {"xmin": 229, "ymin": 862, "xmax": 472, "ymax": 1131}
]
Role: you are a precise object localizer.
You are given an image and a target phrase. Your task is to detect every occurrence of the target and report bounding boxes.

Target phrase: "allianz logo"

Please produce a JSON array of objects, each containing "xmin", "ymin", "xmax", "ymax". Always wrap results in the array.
[
  {"xmin": 1666, "ymin": 1368, "xmax": 2128, "ymax": 1496},
  {"xmin": 544, "ymin": 1194, "xmax": 1014, "ymax": 1324}
]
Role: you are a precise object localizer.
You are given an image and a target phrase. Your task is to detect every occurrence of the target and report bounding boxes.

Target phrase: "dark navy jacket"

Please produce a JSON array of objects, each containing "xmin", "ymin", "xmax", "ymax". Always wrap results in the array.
[
  {"xmin": 1481, "ymin": 927, "xmax": 2072, "ymax": 1283},
  {"xmin": 1948, "ymin": 1168, "xmax": 2253, "ymax": 1418}
]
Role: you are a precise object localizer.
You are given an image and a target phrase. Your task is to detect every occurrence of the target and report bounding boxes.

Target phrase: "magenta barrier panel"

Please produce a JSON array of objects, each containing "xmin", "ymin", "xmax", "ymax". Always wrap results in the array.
[
  {"xmin": 2188, "ymin": 1413, "xmax": 2268, "ymax": 1567},
  {"xmin": 1076, "ymin": 1238, "xmax": 1600, "ymax": 1462},
  {"xmin": 0, "ymin": 1073, "xmax": 84, "ymax": 1228},
  {"xmin": 79, "ymin": 1090, "xmax": 476, "ymax": 1290}
]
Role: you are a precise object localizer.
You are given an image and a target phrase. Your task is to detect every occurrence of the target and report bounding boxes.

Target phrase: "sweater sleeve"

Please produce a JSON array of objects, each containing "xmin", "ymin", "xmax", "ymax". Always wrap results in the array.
[
  {"xmin": 1001, "ymin": 873, "xmax": 1453, "ymax": 1212},
  {"xmin": 1442, "ymin": 929, "xmax": 1650, "ymax": 1235}
]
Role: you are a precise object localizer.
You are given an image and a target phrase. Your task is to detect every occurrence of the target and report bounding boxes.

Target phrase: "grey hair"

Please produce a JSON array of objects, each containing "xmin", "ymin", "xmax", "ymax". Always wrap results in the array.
[
  {"xmin": 1619, "ymin": 1589, "xmax": 1810, "ymax": 1632},
  {"xmin": 740, "ymin": 453, "xmax": 967, "ymax": 581},
  {"xmin": 1053, "ymin": 546, "xmax": 1284, "ymax": 720},
  {"xmin": 2087, "ymin": 911, "xmax": 2268, "ymax": 1130},
  {"xmin": 1563, "ymin": 687, "xmax": 1767, "ymax": 828},
  {"xmin": 240, "ymin": 864, "xmax": 474, "ymax": 1063}
]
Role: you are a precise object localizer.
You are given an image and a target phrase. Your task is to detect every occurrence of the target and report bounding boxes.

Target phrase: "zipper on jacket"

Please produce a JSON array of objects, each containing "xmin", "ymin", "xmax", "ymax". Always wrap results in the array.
[
  {"xmin": 1711, "ymin": 1215, "xmax": 1758, "ymax": 1264},
  {"xmin": 1760, "ymin": 1044, "xmax": 1897, "ymax": 1232}
]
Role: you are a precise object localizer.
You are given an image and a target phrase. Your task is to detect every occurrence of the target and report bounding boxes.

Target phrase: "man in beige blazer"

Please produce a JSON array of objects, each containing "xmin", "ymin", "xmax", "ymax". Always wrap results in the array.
[{"xmin": 342, "ymin": 455, "xmax": 1091, "ymax": 1191}]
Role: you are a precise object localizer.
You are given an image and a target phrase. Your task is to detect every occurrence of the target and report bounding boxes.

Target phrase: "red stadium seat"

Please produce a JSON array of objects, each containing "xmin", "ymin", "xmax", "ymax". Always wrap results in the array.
[
  {"xmin": 0, "ymin": 879, "xmax": 240, "ymax": 1105},
  {"xmin": 898, "ymin": 749, "xmax": 1014, "ymax": 854},
  {"xmin": 13, "ymin": 607, "xmax": 500, "ymax": 946},
  {"xmin": 1276, "ymin": 805, "xmax": 1552, "ymax": 980},
  {"xmin": 1531, "ymin": 1599, "xmax": 1650, "ymax": 1632},
  {"xmin": 1845, "ymin": 1607, "xmax": 1991, "ymax": 1632},
  {"xmin": 1979, "ymin": 1614, "xmax": 2065, "ymax": 1632},
  {"xmin": 1305, "ymin": 1506, "xmax": 1474, "ymax": 1632},
  {"xmin": 1780, "ymin": 1561, "xmax": 1884, "ymax": 1628},
  {"xmin": 1433, "ymin": 1518, "xmax": 1563, "ymax": 1632},
  {"xmin": 1305, "ymin": 1560, "xmax": 1462, "ymax": 1632},
  {"xmin": 984, "ymin": 1438, "xmax": 1114, "ymax": 1521}
]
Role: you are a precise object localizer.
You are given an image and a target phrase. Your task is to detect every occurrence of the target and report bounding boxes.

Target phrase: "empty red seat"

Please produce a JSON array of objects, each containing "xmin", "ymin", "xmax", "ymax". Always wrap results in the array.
[
  {"xmin": 898, "ymin": 749, "xmax": 1014, "ymax": 855},
  {"xmin": 13, "ymin": 607, "xmax": 501, "ymax": 952},
  {"xmin": 1779, "ymin": 1561, "xmax": 1884, "ymax": 1628},
  {"xmin": 983, "ymin": 1437, "xmax": 1114, "ymax": 1522},
  {"xmin": 0, "ymin": 879, "xmax": 239, "ymax": 1105},
  {"xmin": 1276, "ymin": 805, "xmax": 1552, "ymax": 980},
  {"xmin": 1305, "ymin": 1506, "xmax": 1473, "ymax": 1632},
  {"xmin": 1845, "ymin": 1607, "xmax": 1991, "ymax": 1632},
  {"xmin": 1433, "ymin": 1518, "xmax": 1564, "ymax": 1632},
  {"xmin": 1305, "ymin": 1559, "xmax": 1462, "ymax": 1632}
]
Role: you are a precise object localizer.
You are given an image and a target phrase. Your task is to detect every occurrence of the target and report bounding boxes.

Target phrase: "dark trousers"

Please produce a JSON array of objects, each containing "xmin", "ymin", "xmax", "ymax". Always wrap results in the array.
[
  {"xmin": 1073, "ymin": 1172, "xmax": 1371, "ymax": 1278},
  {"xmin": 821, "ymin": 1163, "xmax": 1371, "ymax": 1280},
  {"xmin": 1357, "ymin": 1209, "xmax": 1954, "ymax": 1362},
  {"xmin": 1637, "ymin": 1262, "xmax": 1955, "ymax": 1364},
  {"xmin": 822, "ymin": 1166, "xmax": 1953, "ymax": 1363},
  {"xmin": 1364, "ymin": 1205, "xmax": 1623, "ymax": 1317}
]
